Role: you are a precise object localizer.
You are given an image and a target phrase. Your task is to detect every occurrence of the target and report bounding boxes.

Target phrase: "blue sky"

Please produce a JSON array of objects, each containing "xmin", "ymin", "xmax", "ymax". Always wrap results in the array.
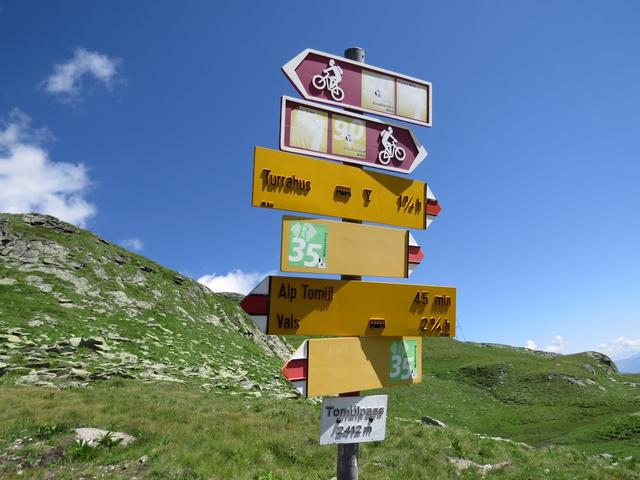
[{"xmin": 1, "ymin": 1, "xmax": 639, "ymax": 359}]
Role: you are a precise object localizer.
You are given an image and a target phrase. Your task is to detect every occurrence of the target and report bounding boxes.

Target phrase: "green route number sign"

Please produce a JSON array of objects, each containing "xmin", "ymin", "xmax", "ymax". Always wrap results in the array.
[
  {"xmin": 287, "ymin": 222, "xmax": 328, "ymax": 269},
  {"xmin": 389, "ymin": 339, "xmax": 418, "ymax": 380}
]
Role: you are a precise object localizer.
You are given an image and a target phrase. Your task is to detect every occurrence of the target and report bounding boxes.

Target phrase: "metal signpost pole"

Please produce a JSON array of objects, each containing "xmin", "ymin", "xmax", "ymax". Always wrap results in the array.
[{"xmin": 336, "ymin": 45, "xmax": 365, "ymax": 480}]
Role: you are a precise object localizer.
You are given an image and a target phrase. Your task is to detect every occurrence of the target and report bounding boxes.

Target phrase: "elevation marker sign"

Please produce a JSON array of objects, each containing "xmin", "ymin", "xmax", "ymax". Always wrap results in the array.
[
  {"xmin": 282, "ymin": 337, "xmax": 422, "ymax": 398},
  {"xmin": 240, "ymin": 276, "xmax": 456, "ymax": 337},
  {"xmin": 283, "ymin": 48, "xmax": 432, "ymax": 127},
  {"xmin": 281, "ymin": 216, "xmax": 424, "ymax": 277},
  {"xmin": 280, "ymin": 96, "xmax": 427, "ymax": 174},
  {"xmin": 252, "ymin": 147, "xmax": 441, "ymax": 230}
]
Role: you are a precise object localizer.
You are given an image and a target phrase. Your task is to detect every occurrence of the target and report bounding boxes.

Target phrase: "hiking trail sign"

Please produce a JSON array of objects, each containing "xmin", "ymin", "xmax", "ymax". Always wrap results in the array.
[
  {"xmin": 280, "ymin": 216, "xmax": 424, "ymax": 278},
  {"xmin": 282, "ymin": 48, "xmax": 432, "ymax": 127},
  {"xmin": 282, "ymin": 338, "xmax": 422, "ymax": 398},
  {"xmin": 252, "ymin": 147, "xmax": 441, "ymax": 229},
  {"xmin": 240, "ymin": 276, "xmax": 456, "ymax": 337},
  {"xmin": 280, "ymin": 96, "xmax": 427, "ymax": 174}
]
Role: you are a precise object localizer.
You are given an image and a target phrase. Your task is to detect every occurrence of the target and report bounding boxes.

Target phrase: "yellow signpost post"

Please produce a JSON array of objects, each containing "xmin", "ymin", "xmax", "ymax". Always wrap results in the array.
[
  {"xmin": 240, "ymin": 276, "xmax": 456, "ymax": 337},
  {"xmin": 282, "ymin": 337, "xmax": 423, "ymax": 398},
  {"xmin": 252, "ymin": 146, "xmax": 432, "ymax": 229}
]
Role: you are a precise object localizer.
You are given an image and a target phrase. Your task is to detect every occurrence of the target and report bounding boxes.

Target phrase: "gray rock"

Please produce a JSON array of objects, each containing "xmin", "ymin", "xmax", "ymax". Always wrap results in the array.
[
  {"xmin": 585, "ymin": 351, "xmax": 618, "ymax": 374},
  {"xmin": 0, "ymin": 278, "xmax": 17, "ymax": 285},
  {"xmin": 74, "ymin": 428, "xmax": 136, "ymax": 447},
  {"xmin": 21, "ymin": 213, "xmax": 77, "ymax": 233},
  {"xmin": 422, "ymin": 416, "xmax": 446, "ymax": 427}
]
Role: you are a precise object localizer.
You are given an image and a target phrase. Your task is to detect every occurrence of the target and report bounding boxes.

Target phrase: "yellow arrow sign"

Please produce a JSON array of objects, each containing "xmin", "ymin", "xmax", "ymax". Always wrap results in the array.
[
  {"xmin": 282, "ymin": 337, "xmax": 423, "ymax": 397},
  {"xmin": 240, "ymin": 276, "xmax": 456, "ymax": 337},
  {"xmin": 252, "ymin": 147, "xmax": 430, "ymax": 229},
  {"xmin": 281, "ymin": 216, "xmax": 416, "ymax": 278}
]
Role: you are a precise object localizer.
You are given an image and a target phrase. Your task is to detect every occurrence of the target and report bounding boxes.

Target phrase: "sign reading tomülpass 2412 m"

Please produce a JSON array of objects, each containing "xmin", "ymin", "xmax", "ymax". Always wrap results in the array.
[
  {"xmin": 240, "ymin": 276, "xmax": 456, "ymax": 337},
  {"xmin": 252, "ymin": 147, "xmax": 440, "ymax": 229}
]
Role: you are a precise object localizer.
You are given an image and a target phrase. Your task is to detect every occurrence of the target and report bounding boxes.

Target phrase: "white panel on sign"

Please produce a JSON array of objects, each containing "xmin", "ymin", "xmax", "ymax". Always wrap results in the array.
[{"xmin": 319, "ymin": 395, "xmax": 388, "ymax": 445}]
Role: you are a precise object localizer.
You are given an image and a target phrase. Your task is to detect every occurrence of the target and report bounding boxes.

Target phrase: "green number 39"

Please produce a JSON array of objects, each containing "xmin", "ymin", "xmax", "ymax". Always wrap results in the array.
[{"xmin": 389, "ymin": 353, "xmax": 412, "ymax": 380}]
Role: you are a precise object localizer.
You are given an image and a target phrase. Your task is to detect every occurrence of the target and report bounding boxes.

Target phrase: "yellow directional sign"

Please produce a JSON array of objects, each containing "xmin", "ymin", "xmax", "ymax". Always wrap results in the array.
[
  {"xmin": 241, "ymin": 276, "xmax": 456, "ymax": 337},
  {"xmin": 252, "ymin": 147, "xmax": 428, "ymax": 229},
  {"xmin": 280, "ymin": 216, "xmax": 411, "ymax": 278},
  {"xmin": 282, "ymin": 337, "xmax": 423, "ymax": 398}
]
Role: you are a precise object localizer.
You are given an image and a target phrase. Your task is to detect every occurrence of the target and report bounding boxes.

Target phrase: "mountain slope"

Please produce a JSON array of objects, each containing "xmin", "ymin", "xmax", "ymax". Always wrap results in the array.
[
  {"xmin": 387, "ymin": 339, "xmax": 640, "ymax": 456},
  {"xmin": 0, "ymin": 213, "xmax": 291, "ymax": 395},
  {"xmin": 2, "ymin": 211, "xmax": 640, "ymax": 471}
]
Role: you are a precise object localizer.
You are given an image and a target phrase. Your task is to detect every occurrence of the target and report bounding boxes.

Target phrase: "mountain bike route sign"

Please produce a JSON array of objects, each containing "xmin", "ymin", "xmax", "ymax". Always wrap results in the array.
[
  {"xmin": 283, "ymin": 48, "xmax": 432, "ymax": 127},
  {"xmin": 240, "ymin": 275, "xmax": 456, "ymax": 337},
  {"xmin": 280, "ymin": 96, "xmax": 427, "ymax": 174},
  {"xmin": 252, "ymin": 147, "xmax": 441, "ymax": 230}
]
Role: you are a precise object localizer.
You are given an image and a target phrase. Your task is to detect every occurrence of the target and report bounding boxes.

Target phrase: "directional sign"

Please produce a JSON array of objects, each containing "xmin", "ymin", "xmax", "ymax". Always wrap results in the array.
[
  {"xmin": 280, "ymin": 96, "xmax": 427, "ymax": 174},
  {"xmin": 282, "ymin": 337, "xmax": 422, "ymax": 397},
  {"xmin": 320, "ymin": 395, "xmax": 389, "ymax": 445},
  {"xmin": 252, "ymin": 147, "xmax": 441, "ymax": 229},
  {"xmin": 283, "ymin": 48, "xmax": 432, "ymax": 127},
  {"xmin": 240, "ymin": 276, "xmax": 456, "ymax": 337},
  {"xmin": 281, "ymin": 216, "xmax": 424, "ymax": 278}
]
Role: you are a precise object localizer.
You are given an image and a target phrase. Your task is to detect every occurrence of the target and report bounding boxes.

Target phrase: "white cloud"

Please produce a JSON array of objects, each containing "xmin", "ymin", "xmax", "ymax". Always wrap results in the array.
[
  {"xmin": 0, "ymin": 109, "xmax": 95, "ymax": 226},
  {"xmin": 43, "ymin": 48, "xmax": 119, "ymax": 99},
  {"xmin": 597, "ymin": 336, "xmax": 640, "ymax": 359},
  {"xmin": 121, "ymin": 238, "xmax": 144, "ymax": 252},
  {"xmin": 525, "ymin": 340, "xmax": 537, "ymax": 350},
  {"xmin": 544, "ymin": 335, "xmax": 566, "ymax": 354},
  {"xmin": 198, "ymin": 269, "xmax": 276, "ymax": 295}
]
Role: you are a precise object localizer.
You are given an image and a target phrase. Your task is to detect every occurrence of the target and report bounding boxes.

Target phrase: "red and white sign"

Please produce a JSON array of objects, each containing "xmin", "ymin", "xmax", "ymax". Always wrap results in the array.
[
  {"xmin": 426, "ymin": 185, "xmax": 441, "ymax": 229},
  {"xmin": 408, "ymin": 233, "xmax": 424, "ymax": 277},
  {"xmin": 281, "ymin": 341, "xmax": 309, "ymax": 397},
  {"xmin": 283, "ymin": 49, "xmax": 432, "ymax": 127},
  {"xmin": 280, "ymin": 96, "xmax": 427, "ymax": 174}
]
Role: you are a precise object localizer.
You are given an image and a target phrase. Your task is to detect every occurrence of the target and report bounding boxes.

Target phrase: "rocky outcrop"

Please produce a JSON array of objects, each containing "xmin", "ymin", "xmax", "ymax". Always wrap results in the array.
[
  {"xmin": 0, "ymin": 213, "xmax": 293, "ymax": 397},
  {"xmin": 584, "ymin": 351, "xmax": 618, "ymax": 374}
]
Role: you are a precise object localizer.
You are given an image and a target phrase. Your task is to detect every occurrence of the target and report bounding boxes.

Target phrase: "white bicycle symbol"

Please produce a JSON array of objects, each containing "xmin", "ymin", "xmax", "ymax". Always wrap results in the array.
[
  {"xmin": 311, "ymin": 73, "xmax": 345, "ymax": 102},
  {"xmin": 378, "ymin": 142, "xmax": 406, "ymax": 165}
]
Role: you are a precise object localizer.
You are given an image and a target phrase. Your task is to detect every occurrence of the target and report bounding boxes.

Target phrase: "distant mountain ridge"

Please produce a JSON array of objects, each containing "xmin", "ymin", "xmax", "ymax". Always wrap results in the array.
[{"xmin": 615, "ymin": 352, "xmax": 640, "ymax": 373}]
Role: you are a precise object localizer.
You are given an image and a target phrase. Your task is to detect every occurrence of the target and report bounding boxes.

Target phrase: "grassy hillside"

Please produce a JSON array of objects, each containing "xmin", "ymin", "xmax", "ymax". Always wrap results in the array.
[
  {"xmin": 1, "ymin": 381, "xmax": 638, "ymax": 479},
  {"xmin": 0, "ymin": 213, "xmax": 290, "ymax": 394},
  {"xmin": 2, "ymin": 212, "xmax": 640, "ymax": 478},
  {"xmin": 390, "ymin": 338, "xmax": 640, "ymax": 457}
]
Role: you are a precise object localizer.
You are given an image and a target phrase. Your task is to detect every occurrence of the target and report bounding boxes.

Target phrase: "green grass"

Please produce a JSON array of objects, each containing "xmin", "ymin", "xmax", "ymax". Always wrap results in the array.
[
  {"xmin": 3, "ymin": 213, "xmax": 640, "ymax": 476},
  {"xmin": 383, "ymin": 338, "xmax": 640, "ymax": 457},
  {"xmin": 1, "ymin": 381, "xmax": 638, "ymax": 479}
]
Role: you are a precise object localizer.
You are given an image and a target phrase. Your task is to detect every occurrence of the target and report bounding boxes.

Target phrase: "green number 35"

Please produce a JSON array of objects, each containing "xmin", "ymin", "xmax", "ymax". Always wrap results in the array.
[{"xmin": 288, "ymin": 238, "xmax": 322, "ymax": 267}]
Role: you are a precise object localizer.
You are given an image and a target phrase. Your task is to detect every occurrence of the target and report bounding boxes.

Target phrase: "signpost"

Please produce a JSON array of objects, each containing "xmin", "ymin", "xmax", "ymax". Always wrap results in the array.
[
  {"xmin": 320, "ymin": 395, "xmax": 389, "ymax": 445},
  {"xmin": 252, "ymin": 147, "xmax": 441, "ymax": 229},
  {"xmin": 280, "ymin": 216, "xmax": 424, "ymax": 277},
  {"xmin": 244, "ymin": 46, "xmax": 453, "ymax": 480},
  {"xmin": 280, "ymin": 96, "xmax": 427, "ymax": 174},
  {"xmin": 240, "ymin": 276, "xmax": 456, "ymax": 337},
  {"xmin": 282, "ymin": 337, "xmax": 422, "ymax": 398},
  {"xmin": 282, "ymin": 48, "xmax": 432, "ymax": 127}
]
